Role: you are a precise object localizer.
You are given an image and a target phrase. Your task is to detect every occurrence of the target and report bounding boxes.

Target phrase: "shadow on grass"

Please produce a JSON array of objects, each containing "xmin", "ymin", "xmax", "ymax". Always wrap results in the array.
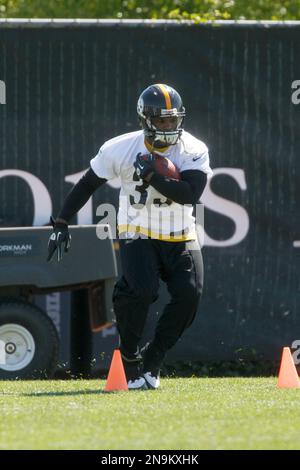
[{"xmin": 20, "ymin": 389, "xmax": 130, "ymax": 397}]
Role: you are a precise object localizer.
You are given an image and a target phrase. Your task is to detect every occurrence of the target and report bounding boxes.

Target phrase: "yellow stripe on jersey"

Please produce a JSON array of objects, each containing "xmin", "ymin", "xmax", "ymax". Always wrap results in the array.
[
  {"xmin": 156, "ymin": 84, "xmax": 172, "ymax": 110},
  {"xmin": 118, "ymin": 224, "xmax": 196, "ymax": 242}
]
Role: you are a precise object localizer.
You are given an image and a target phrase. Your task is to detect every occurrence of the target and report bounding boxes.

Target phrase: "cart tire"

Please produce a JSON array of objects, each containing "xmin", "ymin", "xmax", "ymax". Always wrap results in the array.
[{"xmin": 0, "ymin": 299, "xmax": 59, "ymax": 379}]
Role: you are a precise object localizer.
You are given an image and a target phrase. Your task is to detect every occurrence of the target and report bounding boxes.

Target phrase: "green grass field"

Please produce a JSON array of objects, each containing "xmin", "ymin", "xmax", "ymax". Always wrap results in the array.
[{"xmin": 1, "ymin": 377, "xmax": 299, "ymax": 450}]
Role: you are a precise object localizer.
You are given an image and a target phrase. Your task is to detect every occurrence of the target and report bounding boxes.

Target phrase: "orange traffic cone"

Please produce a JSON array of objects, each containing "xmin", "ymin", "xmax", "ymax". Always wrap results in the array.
[
  {"xmin": 277, "ymin": 347, "xmax": 300, "ymax": 388},
  {"xmin": 104, "ymin": 349, "xmax": 128, "ymax": 392}
]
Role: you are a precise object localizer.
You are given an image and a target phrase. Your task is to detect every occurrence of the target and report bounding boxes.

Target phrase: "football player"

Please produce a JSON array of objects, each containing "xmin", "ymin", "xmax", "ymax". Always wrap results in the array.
[{"xmin": 47, "ymin": 84, "xmax": 213, "ymax": 390}]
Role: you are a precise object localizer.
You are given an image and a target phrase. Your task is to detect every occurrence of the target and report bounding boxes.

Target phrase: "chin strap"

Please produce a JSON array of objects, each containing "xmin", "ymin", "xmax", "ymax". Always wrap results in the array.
[{"xmin": 144, "ymin": 138, "xmax": 170, "ymax": 154}]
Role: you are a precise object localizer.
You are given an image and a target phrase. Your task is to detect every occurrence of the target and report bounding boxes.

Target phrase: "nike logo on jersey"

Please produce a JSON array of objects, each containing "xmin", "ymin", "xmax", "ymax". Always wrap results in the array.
[{"xmin": 192, "ymin": 156, "xmax": 201, "ymax": 161}]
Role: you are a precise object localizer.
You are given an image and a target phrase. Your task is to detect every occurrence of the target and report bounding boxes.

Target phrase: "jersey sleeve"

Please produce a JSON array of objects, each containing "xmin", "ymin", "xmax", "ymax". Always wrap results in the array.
[
  {"xmin": 90, "ymin": 144, "xmax": 118, "ymax": 180},
  {"xmin": 179, "ymin": 145, "xmax": 213, "ymax": 177}
]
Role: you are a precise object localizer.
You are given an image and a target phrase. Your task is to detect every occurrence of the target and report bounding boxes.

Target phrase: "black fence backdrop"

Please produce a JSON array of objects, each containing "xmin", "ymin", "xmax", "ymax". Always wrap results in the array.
[{"xmin": 0, "ymin": 21, "xmax": 300, "ymax": 363}]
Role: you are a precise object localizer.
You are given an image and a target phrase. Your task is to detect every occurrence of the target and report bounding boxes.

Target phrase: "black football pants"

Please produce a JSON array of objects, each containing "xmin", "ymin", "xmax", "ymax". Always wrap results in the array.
[{"xmin": 112, "ymin": 237, "xmax": 204, "ymax": 371}]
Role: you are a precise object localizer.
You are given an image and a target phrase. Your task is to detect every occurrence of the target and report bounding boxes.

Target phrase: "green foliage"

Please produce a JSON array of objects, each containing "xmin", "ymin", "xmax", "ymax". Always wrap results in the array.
[
  {"xmin": 0, "ymin": 0, "xmax": 299, "ymax": 20},
  {"xmin": 162, "ymin": 360, "xmax": 278, "ymax": 377}
]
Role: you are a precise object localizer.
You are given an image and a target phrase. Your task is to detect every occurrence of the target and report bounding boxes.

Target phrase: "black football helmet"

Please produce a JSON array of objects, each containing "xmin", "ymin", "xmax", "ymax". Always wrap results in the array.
[{"xmin": 137, "ymin": 84, "xmax": 185, "ymax": 146}]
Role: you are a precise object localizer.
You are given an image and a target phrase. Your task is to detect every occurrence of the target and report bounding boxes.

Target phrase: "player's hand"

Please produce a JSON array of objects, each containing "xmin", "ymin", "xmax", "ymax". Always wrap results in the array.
[
  {"xmin": 47, "ymin": 216, "xmax": 71, "ymax": 262},
  {"xmin": 134, "ymin": 152, "xmax": 155, "ymax": 180}
]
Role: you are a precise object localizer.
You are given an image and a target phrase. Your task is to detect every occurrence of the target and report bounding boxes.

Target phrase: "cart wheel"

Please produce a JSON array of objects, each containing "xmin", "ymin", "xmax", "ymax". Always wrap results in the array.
[{"xmin": 0, "ymin": 299, "xmax": 59, "ymax": 379}]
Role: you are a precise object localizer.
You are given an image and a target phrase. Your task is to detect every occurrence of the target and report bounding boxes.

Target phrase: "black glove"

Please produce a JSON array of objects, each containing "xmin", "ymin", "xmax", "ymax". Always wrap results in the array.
[
  {"xmin": 134, "ymin": 152, "xmax": 155, "ymax": 180},
  {"xmin": 47, "ymin": 216, "xmax": 71, "ymax": 262}
]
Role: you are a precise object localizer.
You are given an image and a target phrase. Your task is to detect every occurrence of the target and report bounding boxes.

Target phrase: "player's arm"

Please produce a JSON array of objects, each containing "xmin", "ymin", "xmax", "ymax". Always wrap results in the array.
[
  {"xmin": 47, "ymin": 168, "xmax": 107, "ymax": 261},
  {"xmin": 56, "ymin": 167, "xmax": 107, "ymax": 223},
  {"xmin": 134, "ymin": 153, "xmax": 208, "ymax": 204},
  {"xmin": 146, "ymin": 170, "xmax": 207, "ymax": 205}
]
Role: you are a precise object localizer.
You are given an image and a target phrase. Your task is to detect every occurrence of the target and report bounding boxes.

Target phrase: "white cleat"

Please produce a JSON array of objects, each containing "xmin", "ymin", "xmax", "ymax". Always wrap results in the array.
[
  {"xmin": 143, "ymin": 371, "xmax": 160, "ymax": 389},
  {"xmin": 128, "ymin": 377, "xmax": 148, "ymax": 390}
]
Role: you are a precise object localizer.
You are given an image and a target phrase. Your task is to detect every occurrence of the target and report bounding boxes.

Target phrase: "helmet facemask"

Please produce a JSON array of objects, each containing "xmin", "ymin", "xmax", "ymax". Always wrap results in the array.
[
  {"xmin": 148, "ymin": 113, "xmax": 185, "ymax": 146},
  {"xmin": 140, "ymin": 111, "xmax": 185, "ymax": 146}
]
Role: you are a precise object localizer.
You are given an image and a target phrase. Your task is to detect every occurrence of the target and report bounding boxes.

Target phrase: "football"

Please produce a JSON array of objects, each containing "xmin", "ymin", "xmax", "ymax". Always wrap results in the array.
[{"xmin": 153, "ymin": 154, "xmax": 181, "ymax": 181}]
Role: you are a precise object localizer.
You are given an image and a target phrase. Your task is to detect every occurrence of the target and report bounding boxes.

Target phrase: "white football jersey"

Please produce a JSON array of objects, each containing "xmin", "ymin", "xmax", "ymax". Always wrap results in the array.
[{"xmin": 90, "ymin": 130, "xmax": 213, "ymax": 241}]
